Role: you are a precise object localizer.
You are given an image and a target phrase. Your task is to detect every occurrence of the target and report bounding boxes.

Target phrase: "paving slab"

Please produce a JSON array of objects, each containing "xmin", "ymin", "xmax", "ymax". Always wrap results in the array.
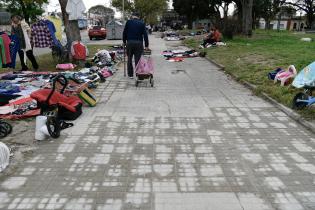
[{"xmin": 0, "ymin": 35, "xmax": 315, "ymax": 210}]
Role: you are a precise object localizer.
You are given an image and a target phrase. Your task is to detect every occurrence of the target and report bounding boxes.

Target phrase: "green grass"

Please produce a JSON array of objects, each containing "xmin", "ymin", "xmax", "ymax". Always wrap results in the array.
[
  {"xmin": 0, "ymin": 45, "xmax": 110, "ymax": 72},
  {"xmin": 184, "ymin": 29, "xmax": 315, "ymax": 120}
]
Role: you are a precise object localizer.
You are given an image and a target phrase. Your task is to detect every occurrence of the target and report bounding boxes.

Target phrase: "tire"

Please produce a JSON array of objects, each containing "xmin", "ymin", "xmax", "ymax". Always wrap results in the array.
[
  {"xmin": 1, "ymin": 122, "xmax": 12, "ymax": 134},
  {"xmin": 46, "ymin": 117, "xmax": 61, "ymax": 138},
  {"xmin": 150, "ymin": 79, "xmax": 154, "ymax": 87},
  {"xmin": 0, "ymin": 125, "xmax": 8, "ymax": 138},
  {"xmin": 89, "ymin": 37, "xmax": 92, "ymax": 40},
  {"xmin": 293, "ymin": 92, "xmax": 308, "ymax": 110},
  {"xmin": 135, "ymin": 80, "xmax": 139, "ymax": 87}
]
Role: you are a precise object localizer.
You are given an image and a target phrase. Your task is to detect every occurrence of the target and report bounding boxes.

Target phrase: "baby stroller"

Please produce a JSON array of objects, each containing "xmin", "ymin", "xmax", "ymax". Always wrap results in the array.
[
  {"xmin": 292, "ymin": 62, "xmax": 315, "ymax": 109},
  {"xmin": 135, "ymin": 49, "xmax": 154, "ymax": 87},
  {"xmin": 31, "ymin": 75, "xmax": 82, "ymax": 138}
]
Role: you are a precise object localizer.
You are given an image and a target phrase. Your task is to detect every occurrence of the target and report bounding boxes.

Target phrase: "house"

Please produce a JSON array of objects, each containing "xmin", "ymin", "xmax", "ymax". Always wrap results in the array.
[{"xmin": 259, "ymin": 16, "xmax": 307, "ymax": 31}]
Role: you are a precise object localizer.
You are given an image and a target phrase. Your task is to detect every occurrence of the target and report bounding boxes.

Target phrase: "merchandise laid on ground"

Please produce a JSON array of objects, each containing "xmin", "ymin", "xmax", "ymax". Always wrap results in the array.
[
  {"xmin": 161, "ymin": 31, "xmax": 186, "ymax": 41},
  {"xmin": 162, "ymin": 49, "xmax": 206, "ymax": 62},
  {"xmin": 0, "ymin": 47, "xmax": 123, "ymax": 143},
  {"xmin": 267, "ymin": 62, "xmax": 315, "ymax": 109}
]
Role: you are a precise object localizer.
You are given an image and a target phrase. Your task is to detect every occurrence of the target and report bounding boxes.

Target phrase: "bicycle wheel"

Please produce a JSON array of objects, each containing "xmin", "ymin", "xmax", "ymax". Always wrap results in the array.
[{"xmin": 293, "ymin": 92, "xmax": 308, "ymax": 110}]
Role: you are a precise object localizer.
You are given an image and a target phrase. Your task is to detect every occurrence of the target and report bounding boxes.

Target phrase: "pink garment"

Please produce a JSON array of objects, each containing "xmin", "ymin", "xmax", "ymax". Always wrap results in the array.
[
  {"xmin": 0, "ymin": 34, "xmax": 12, "ymax": 64},
  {"xmin": 56, "ymin": 63, "xmax": 76, "ymax": 70},
  {"xmin": 100, "ymin": 69, "xmax": 113, "ymax": 78}
]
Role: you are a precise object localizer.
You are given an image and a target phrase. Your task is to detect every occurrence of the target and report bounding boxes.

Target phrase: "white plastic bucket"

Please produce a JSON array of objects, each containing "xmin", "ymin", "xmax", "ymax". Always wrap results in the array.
[
  {"xmin": 0, "ymin": 142, "xmax": 10, "ymax": 172},
  {"xmin": 35, "ymin": 116, "xmax": 48, "ymax": 141}
]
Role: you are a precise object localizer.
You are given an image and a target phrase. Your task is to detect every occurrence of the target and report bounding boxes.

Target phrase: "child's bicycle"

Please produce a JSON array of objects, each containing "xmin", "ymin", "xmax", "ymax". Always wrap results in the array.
[{"xmin": 293, "ymin": 85, "xmax": 315, "ymax": 109}]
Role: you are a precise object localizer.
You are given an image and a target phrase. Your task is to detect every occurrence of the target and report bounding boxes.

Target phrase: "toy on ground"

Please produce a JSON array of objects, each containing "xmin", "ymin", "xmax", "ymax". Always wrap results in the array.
[
  {"xmin": 274, "ymin": 65, "xmax": 297, "ymax": 86},
  {"xmin": 292, "ymin": 62, "xmax": 315, "ymax": 109}
]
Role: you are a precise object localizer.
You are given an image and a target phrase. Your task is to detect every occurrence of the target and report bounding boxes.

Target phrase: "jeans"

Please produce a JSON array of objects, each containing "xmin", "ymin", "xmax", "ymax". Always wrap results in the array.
[
  {"xmin": 127, "ymin": 42, "xmax": 143, "ymax": 77},
  {"xmin": 18, "ymin": 50, "xmax": 39, "ymax": 70}
]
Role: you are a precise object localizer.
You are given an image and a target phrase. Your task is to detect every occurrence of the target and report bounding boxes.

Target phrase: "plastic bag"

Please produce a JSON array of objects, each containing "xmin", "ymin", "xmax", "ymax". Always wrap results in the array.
[{"xmin": 0, "ymin": 142, "xmax": 10, "ymax": 172}]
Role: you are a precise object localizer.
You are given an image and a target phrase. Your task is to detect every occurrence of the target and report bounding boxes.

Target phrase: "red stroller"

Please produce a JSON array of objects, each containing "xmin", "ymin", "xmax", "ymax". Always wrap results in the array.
[{"xmin": 31, "ymin": 75, "xmax": 83, "ymax": 138}]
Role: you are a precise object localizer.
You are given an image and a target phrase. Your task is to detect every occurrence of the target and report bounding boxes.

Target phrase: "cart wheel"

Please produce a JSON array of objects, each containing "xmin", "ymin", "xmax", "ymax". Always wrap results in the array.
[
  {"xmin": 293, "ymin": 92, "xmax": 308, "ymax": 109},
  {"xmin": 1, "ymin": 122, "xmax": 12, "ymax": 134},
  {"xmin": 46, "ymin": 117, "xmax": 61, "ymax": 138},
  {"xmin": 150, "ymin": 78, "xmax": 154, "ymax": 87}
]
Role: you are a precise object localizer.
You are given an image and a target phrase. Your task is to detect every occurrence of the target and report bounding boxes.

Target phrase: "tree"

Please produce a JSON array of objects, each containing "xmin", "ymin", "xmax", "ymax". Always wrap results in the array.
[
  {"xmin": 88, "ymin": 5, "xmax": 115, "ymax": 26},
  {"xmin": 0, "ymin": 0, "xmax": 48, "ymax": 23},
  {"xmin": 241, "ymin": 0, "xmax": 254, "ymax": 36},
  {"xmin": 134, "ymin": 0, "xmax": 168, "ymax": 24},
  {"xmin": 58, "ymin": 0, "xmax": 81, "ymax": 54},
  {"xmin": 111, "ymin": 0, "xmax": 168, "ymax": 24},
  {"xmin": 111, "ymin": 0, "xmax": 134, "ymax": 14},
  {"xmin": 285, "ymin": 0, "xmax": 315, "ymax": 28},
  {"xmin": 173, "ymin": 0, "xmax": 216, "ymax": 29}
]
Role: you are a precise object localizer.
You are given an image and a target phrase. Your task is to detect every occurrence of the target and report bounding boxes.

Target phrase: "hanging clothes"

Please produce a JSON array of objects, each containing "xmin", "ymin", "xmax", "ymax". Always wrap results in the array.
[
  {"xmin": 0, "ymin": 33, "xmax": 12, "ymax": 65},
  {"xmin": 44, "ymin": 20, "xmax": 62, "ymax": 48},
  {"xmin": 0, "ymin": 37, "xmax": 4, "ymax": 68},
  {"xmin": 66, "ymin": 0, "xmax": 86, "ymax": 20},
  {"xmin": 12, "ymin": 20, "xmax": 32, "ymax": 51},
  {"xmin": 31, "ymin": 20, "xmax": 53, "ymax": 48},
  {"xmin": 2, "ymin": 35, "xmax": 20, "ymax": 69}
]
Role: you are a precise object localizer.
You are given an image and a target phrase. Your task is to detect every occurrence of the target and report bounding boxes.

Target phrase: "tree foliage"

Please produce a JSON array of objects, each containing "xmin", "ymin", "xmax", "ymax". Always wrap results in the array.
[
  {"xmin": 89, "ymin": 5, "xmax": 115, "ymax": 26},
  {"xmin": 285, "ymin": 0, "xmax": 315, "ymax": 28},
  {"xmin": 0, "ymin": 0, "xmax": 48, "ymax": 23},
  {"xmin": 111, "ymin": 0, "xmax": 168, "ymax": 24}
]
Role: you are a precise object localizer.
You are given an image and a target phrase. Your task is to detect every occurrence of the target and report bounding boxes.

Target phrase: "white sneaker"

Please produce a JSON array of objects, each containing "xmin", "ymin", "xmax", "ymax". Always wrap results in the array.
[{"xmin": 129, "ymin": 76, "xmax": 134, "ymax": 79}]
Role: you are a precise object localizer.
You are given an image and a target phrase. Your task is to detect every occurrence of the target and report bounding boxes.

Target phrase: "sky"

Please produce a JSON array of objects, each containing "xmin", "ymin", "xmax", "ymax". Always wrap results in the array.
[{"xmin": 47, "ymin": 0, "xmax": 173, "ymax": 15}]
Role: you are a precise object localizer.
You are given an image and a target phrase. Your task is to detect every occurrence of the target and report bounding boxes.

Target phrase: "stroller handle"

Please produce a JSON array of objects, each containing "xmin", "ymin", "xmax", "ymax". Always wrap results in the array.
[{"xmin": 46, "ymin": 75, "xmax": 68, "ymax": 105}]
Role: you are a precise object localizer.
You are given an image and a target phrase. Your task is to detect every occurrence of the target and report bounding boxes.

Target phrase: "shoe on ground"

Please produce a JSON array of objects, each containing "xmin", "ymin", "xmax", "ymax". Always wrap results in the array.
[{"xmin": 129, "ymin": 76, "xmax": 134, "ymax": 79}]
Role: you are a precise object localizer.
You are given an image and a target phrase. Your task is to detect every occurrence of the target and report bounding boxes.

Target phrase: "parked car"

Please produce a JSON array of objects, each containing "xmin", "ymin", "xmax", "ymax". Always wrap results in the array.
[{"xmin": 88, "ymin": 26, "xmax": 107, "ymax": 40}]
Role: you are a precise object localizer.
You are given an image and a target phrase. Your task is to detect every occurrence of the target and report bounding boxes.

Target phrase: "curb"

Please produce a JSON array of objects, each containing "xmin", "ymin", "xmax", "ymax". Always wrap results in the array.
[{"xmin": 205, "ymin": 57, "xmax": 315, "ymax": 134}]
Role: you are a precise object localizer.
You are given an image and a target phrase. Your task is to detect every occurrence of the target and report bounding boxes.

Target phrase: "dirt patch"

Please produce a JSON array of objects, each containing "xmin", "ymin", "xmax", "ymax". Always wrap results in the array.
[
  {"xmin": 239, "ymin": 53, "xmax": 277, "ymax": 66},
  {"xmin": 0, "ymin": 120, "xmax": 37, "ymax": 178}
]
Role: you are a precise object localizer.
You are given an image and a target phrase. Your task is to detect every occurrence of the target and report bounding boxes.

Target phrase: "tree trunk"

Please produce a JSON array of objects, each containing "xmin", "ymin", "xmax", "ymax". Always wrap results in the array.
[
  {"xmin": 58, "ymin": 0, "xmax": 81, "ymax": 49},
  {"xmin": 241, "ymin": 0, "xmax": 253, "ymax": 36},
  {"xmin": 265, "ymin": 18, "xmax": 271, "ymax": 30},
  {"xmin": 277, "ymin": 12, "xmax": 282, "ymax": 32},
  {"xmin": 18, "ymin": 0, "xmax": 29, "ymax": 23}
]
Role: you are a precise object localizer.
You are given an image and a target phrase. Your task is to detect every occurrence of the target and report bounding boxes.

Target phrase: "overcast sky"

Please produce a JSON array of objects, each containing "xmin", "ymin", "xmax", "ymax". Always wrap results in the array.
[{"xmin": 47, "ymin": 0, "xmax": 173, "ymax": 15}]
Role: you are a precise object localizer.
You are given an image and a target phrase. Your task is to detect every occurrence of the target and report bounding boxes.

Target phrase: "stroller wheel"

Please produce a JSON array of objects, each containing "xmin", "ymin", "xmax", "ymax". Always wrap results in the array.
[
  {"xmin": 46, "ymin": 117, "xmax": 61, "ymax": 138},
  {"xmin": 0, "ymin": 125, "xmax": 8, "ymax": 138},
  {"xmin": 293, "ymin": 92, "xmax": 308, "ymax": 110},
  {"xmin": 1, "ymin": 122, "xmax": 12, "ymax": 134},
  {"xmin": 135, "ymin": 80, "xmax": 139, "ymax": 87}
]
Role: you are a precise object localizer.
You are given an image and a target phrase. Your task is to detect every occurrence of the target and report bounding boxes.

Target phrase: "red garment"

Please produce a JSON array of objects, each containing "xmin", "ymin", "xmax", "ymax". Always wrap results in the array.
[
  {"xmin": 0, "ymin": 34, "xmax": 12, "ymax": 64},
  {"xmin": 211, "ymin": 30, "xmax": 222, "ymax": 42},
  {"xmin": 71, "ymin": 41, "xmax": 87, "ymax": 60}
]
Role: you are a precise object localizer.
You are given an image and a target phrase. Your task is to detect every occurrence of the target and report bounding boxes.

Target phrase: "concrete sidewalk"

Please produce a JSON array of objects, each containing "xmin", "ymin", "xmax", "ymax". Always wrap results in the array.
[{"xmin": 1, "ymin": 37, "xmax": 315, "ymax": 210}]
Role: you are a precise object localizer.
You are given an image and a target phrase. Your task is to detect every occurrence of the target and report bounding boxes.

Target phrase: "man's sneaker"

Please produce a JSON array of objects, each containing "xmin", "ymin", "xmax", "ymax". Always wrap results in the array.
[{"xmin": 129, "ymin": 76, "xmax": 134, "ymax": 79}]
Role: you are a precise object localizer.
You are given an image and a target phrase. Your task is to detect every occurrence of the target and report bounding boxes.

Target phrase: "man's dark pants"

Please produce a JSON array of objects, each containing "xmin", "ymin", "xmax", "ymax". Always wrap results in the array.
[{"xmin": 126, "ymin": 41, "xmax": 143, "ymax": 77}]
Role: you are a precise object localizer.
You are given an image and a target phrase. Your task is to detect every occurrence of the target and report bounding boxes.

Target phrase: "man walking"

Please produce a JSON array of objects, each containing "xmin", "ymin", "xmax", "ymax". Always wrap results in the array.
[{"xmin": 123, "ymin": 12, "xmax": 149, "ymax": 79}]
